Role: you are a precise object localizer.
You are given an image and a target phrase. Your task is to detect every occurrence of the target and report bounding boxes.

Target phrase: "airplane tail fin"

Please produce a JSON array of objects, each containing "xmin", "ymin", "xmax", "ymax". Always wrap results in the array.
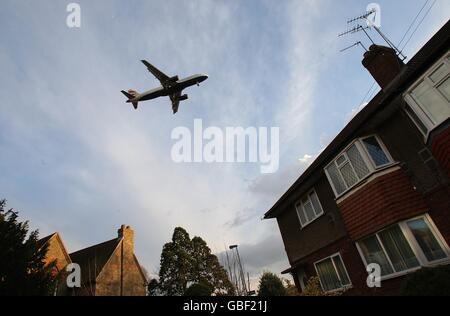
[{"xmin": 121, "ymin": 89, "xmax": 139, "ymax": 109}]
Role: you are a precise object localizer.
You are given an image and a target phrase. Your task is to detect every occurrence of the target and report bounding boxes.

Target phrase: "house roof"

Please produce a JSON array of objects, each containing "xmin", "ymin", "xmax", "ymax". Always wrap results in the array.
[
  {"xmin": 69, "ymin": 238, "xmax": 121, "ymax": 284},
  {"xmin": 37, "ymin": 232, "xmax": 57, "ymax": 248},
  {"xmin": 38, "ymin": 232, "xmax": 72, "ymax": 262},
  {"xmin": 264, "ymin": 19, "xmax": 450, "ymax": 220},
  {"xmin": 39, "ymin": 227, "xmax": 148, "ymax": 288}
]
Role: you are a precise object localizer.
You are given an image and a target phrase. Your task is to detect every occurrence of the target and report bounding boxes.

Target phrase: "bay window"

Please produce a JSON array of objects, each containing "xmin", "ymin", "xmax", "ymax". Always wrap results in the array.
[
  {"xmin": 324, "ymin": 135, "xmax": 393, "ymax": 197},
  {"xmin": 404, "ymin": 52, "xmax": 450, "ymax": 136},
  {"xmin": 356, "ymin": 215, "xmax": 450, "ymax": 279}
]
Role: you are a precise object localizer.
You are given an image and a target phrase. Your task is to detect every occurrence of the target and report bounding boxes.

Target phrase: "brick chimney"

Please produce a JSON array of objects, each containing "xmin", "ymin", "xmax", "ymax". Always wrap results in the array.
[
  {"xmin": 362, "ymin": 45, "xmax": 404, "ymax": 89},
  {"xmin": 118, "ymin": 224, "xmax": 134, "ymax": 249},
  {"xmin": 117, "ymin": 225, "xmax": 135, "ymax": 296}
]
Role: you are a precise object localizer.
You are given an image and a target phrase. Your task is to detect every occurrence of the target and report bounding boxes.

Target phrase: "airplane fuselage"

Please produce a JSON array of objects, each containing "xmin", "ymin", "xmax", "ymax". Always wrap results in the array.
[
  {"xmin": 122, "ymin": 59, "xmax": 208, "ymax": 113},
  {"xmin": 129, "ymin": 74, "xmax": 208, "ymax": 103}
]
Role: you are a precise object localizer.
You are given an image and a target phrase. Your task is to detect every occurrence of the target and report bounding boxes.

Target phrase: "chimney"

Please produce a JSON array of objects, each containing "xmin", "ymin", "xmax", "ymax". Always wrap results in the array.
[
  {"xmin": 118, "ymin": 224, "xmax": 134, "ymax": 248},
  {"xmin": 362, "ymin": 45, "xmax": 404, "ymax": 89},
  {"xmin": 117, "ymin": 225, "xmax": 135, "ymax": 296}
]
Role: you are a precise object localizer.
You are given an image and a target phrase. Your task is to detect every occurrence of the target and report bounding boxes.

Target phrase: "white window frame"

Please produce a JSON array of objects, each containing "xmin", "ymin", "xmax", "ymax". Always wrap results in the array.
[
  {"xmin": 295, "ymin": 189, "xmax": 324, "ymax": 229},
  {"xmin": 314, "ymin": 252, "xmax": 352, "ymax": 293},
  {"xmin": 324, "ymin": 134, "xmax": 394, "ymax": 198},
  {"xmin": 403, "ymin": 51, "xmax": 450, "ymax": 139},
  {"xmin": 356, "ymin": 213, "xmax": 450, "ymax": 282},
  {"xmin": 360, "ymin": 135, "xmax": 393, "ymax": 169}
]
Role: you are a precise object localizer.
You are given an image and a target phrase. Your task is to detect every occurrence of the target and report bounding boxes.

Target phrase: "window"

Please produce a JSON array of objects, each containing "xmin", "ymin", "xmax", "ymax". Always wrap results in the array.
[
  {"xmin": 377, "ymin": 225, "xmax": 420, "ymax": 272},
  {"xmin": 325, "ymin": 135, "xmax": 392, "ymax": 197},
  {"xmin": 357, "ymin": 215, "xmax": 449, "ymax": 279},
  {"xmin": 407, "ymin": 218, "xmax": 447, "ymax": 262},
  {"xmin": 295, "ymin": 189, "xmax": 324, "ymax": 228},
  {"xmin": 314, "ymin": 253, "xmax": 351, "ymax": 292},
  {"xmin": 362, "ymin": 136, "xmax": 390, "ymax": 167},
  {"xmin": 297, "ymin": 269, "xmax": 308, "ymax": 291},
  {"xmin": 358, "ymin": 235, "xmax": 394, "ymax": 276},
  {"xmin": 404, "ymin": 52, "xmax": 450, "ymax": 136}
]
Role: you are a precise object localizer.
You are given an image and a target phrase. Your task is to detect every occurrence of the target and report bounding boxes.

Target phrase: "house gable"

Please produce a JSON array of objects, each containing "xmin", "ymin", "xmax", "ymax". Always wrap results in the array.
[
  {"xmin": 95, "ymin": 239, "xmax": 147, "ymax": 296},
  {"xmin": 39, "ymin": 233, "xmax": 71, "ymax": 271}
]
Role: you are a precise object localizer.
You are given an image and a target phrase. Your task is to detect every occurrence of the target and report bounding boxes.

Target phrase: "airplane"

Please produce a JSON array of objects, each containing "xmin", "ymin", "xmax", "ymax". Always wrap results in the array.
[{"xmin": 121, "ymin": 60, "xmax": 208, "ymax": 114}]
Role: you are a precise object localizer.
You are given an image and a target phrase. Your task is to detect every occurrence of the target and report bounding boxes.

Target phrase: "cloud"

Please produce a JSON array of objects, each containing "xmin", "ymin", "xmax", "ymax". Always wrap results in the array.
[
  {"xmin": 248, "ymin": 162, "xmax": 304, "ymax": 200},
  {"xmin": 235, "ymin": 234, "xmax": 288, "ymax": 272},
  {"xmin": 0, "ymin": 0, "xmax": 301, "ymax": 276},
  {"xmin": 298, "ymin": 154, "xmax": 313, "ymax": 164},
  {"xmin": 274, "ymin": 0, "xmax": 333, "ymax": 148},
  {"xmin": 224, "ymin": 208, "xmax": 258, "ymax": 229},
  {"xmin": 217, "ymin": 233, "xmax": 289, "ymax": 289}
]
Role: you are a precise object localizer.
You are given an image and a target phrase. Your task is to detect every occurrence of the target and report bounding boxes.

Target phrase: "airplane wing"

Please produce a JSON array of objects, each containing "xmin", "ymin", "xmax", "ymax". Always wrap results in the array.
[
  {"xmin": 170, "ymin": 91, "xmax": 181, "ymax": 114},
  {"xmin": 141, "ymin": 60, "xmax": 170, "ymax": 84}
]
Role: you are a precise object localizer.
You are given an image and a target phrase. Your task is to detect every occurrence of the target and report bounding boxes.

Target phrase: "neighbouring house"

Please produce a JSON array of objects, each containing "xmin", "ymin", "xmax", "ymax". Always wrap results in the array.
[
  {"xmin": 38, "ymin": 232, "xmax": 72, "ymax": 296},
  {"xmin": 264, "ymin": 20, "xmax": 450, "ymax": 295},
  {"xmin": 39, "ymin": 225, "xmax": 148, "ymax": 296}
]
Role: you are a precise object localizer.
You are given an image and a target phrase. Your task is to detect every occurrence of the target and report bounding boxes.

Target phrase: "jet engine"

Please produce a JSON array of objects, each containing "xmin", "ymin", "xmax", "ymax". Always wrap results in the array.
[
  {"xmin": 168, "ymin": 75, "xmax": 179, "ymax": 82},
  {"xmin": 179, "ymin": 94, "xmax": 188, "ymax": 101}
]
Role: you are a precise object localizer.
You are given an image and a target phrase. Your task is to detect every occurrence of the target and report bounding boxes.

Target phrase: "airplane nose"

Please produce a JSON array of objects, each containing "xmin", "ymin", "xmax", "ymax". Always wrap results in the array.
[{"xmin": 196, "ymin": 74, "xmax": 208, "ymax": 85}]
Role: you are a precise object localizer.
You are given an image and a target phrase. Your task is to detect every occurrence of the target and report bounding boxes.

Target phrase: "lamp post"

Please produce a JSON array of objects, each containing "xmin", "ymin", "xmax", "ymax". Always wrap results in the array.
[{"xmin": 229, "ymin": 244, "xmax": 248, "ymax": 295}]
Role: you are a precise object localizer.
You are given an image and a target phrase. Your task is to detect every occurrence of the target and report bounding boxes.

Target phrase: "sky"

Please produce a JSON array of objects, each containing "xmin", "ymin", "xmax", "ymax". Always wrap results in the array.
[{"xmin": 1, "ymin": 0, "xmax": 449, "ymax": 287}]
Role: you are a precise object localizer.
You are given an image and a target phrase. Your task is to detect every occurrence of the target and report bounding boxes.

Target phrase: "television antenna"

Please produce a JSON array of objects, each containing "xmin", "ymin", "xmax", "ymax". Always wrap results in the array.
[
  {"xmin": 340, "ymin": 41, "xmax": 368, "ymax": 53},
  {"xmin": 339, "ymin": 25, "xmax": 375, "ymax": 45},
  {"xmin": 338, "ymin": 8, "xmax": 407, "ymax": 60}
]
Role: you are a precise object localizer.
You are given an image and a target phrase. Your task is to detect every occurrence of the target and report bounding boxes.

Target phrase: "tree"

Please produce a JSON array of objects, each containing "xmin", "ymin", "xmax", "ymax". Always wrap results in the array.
[
  {"xmin": 298, "ymin": 276, "xmax": 324, "ymax": 296},
  {"xmin": 257, "ymin": 272, "xmax": 286, "ymax": 296},
  {"xmin": 184, "ymin": 282, "xmax": 213, "ymax": 296},
  {"xmin": 0, "ymin": 199, "xmax": 56, "ymax": 295},
  {"xmin": 147, "ymin": 278, "xmax": 160, "ymax": 296},
  {"xmin": 158, "ymin": 227, "xmax": 193, "ymax": 295},
  {"xmin": 191, "ymin": 236, "xmax": 234, "ymax": 295},
  {"xmin": 299, "ymin": 276, "xmax": 345, "ymax": 296},
  {"xmin": 283, "ymin": 278, "xmax": 300, "ymax": 296},
  {"xmin": 158, "ymin": 227, "xmax": 234, "ymax": 296}
]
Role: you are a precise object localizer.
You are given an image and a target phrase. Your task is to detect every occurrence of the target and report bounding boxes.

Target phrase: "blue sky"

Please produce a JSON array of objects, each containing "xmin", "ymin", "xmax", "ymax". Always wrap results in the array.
[{"xmin": 1, "ymin": 0, "xmax": 449, "ymax": 284}]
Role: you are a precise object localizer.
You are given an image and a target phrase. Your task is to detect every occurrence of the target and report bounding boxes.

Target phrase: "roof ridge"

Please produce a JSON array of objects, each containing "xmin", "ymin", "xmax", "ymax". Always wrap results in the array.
[{"xmin": 69, "ymin": 237, "xmax": 121, "ymax": 284}]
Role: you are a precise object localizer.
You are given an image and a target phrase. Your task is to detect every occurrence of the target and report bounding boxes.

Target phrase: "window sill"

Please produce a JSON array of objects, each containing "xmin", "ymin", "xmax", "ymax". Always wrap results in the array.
[
  {"xmin": 323, "ymin": 284, "xmax": 353, "ymax": 294},
  {"xmin": 380, "ymin": 267, "xmax": 421, "ymax": 282},
  {"xmin": 380, "ymin": 259, "xmax": 450, "ymax": 282},
  {"xmin": 422, "ymin": 257, "xmax": 450, "ymax": 267},
  {"xmin": 299, "ymin": 212, "xmax": 324, "ymax": 230},
  {"xmin": 335, "ymin": 163, "xmax": 402, "ymax": 204}
]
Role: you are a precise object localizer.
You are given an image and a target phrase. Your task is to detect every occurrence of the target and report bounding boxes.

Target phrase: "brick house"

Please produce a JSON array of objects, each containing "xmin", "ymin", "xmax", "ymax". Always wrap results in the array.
[
  {"xmin": 40, "ymin": 225, "xmax": 148, "ymax": 296},
  {"xmin": 37, "ymin": 232, "xmax": 72, "ymax": 296},
  {"xmin": 264, "ymin": 21, "xmax": 450, "ymax": 295}
]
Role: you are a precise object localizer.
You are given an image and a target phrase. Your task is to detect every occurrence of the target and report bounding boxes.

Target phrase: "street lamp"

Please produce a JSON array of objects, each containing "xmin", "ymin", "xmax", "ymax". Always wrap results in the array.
[{"xmin": 228, "ymin": 244, "xmax": 248, "ymax": 295}]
